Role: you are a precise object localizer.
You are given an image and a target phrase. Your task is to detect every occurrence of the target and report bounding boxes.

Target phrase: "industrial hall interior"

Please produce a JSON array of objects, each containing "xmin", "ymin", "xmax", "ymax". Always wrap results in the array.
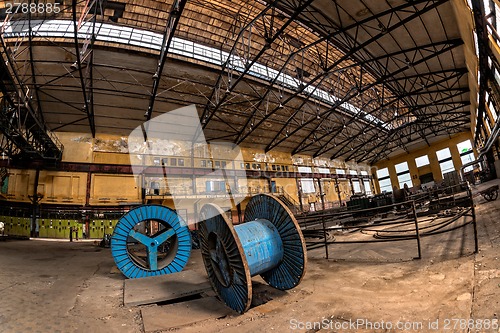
[{"xmin": 1, "ymin": 0, "xmax": 500, "ymax": 332}]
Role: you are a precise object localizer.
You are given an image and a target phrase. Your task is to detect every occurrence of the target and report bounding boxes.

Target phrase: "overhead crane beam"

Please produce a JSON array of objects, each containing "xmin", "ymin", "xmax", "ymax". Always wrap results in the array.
[{"xmin": 0, "ymin": 35, "xmax": 63, "ymax": 161}]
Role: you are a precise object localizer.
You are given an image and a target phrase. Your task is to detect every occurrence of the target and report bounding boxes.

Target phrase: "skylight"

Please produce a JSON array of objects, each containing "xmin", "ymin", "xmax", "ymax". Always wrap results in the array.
[{"xmin": 2, "ymin": 19, "xmax": 391, "ymax": 130}]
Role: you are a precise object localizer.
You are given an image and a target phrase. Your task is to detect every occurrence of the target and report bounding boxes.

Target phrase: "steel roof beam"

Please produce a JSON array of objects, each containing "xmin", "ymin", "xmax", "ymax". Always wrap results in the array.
[
  {"xmin": 352, "ymin": 110, "xmax": 470, "ymax": 162},
  {"xmin": 290, "ymin": 38, "xmax": 463, "ymax": 155},
  {"xmin": 234, "ymin": 0, "xmax": 439, "ymax": 146},
  {"xmin": 200, "ymin": 0, "xmax": 315, "ymax": 131},
  {"xmin": 143, "ymin": 0, "xmax": 188, "ymax": 122},
  {"xmin": 71, "ymin": 0, "xmax": 102, "ymax": 138},
  {"xmin": 310, "ymin": 68, "xmax": 468, "ymax": 157},
  {"xmin": 364, "ymin": 120, "xmax": 470, "ymax": 164},
  {"xmin": 332, "ymin": 100, "xmax": 470, "ymax": 161},
  {"xmin": 0, "ymin": 35, "xmax": 63, "ymax": 161},
  {"xmin": 263, "ymin": 0, "xmax": 449, "ymax": 152}
]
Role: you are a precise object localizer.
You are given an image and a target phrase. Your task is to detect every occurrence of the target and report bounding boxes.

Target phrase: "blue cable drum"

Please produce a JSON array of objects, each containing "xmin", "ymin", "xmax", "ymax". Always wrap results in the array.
[
  {"xmin": 244, "ymin": 194, "xmax": 307, "ymax": 290},
  {"xmin": 111, "ymin": 205, "xmax": 192, "ymax": 279},
  {"xmin": 199, "ymin": 194, "xmax": 307, "ymax": 313}
]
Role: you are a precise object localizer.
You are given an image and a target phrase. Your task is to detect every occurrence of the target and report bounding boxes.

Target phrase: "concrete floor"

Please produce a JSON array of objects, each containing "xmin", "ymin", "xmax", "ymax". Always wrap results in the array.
[{"xmin": 0, "ymin": 180, "xmax": 499, "ymax": 333}]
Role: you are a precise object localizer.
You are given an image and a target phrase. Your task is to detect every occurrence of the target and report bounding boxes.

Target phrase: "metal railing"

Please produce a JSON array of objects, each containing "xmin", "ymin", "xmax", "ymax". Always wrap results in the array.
[{"xmin": 298, "ymin": 185, "xmax": 478, "ymax": 260}]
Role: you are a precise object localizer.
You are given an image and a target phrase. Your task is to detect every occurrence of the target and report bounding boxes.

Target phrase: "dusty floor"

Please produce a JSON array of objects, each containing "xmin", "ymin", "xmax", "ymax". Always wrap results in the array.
[{"xmin": 0, "ymin": 180, "xmax": 499, "ymax": 333}]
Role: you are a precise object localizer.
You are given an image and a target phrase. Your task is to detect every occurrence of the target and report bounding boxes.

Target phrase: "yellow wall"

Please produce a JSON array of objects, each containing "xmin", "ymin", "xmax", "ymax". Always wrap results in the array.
[
  {"xmin": 374, "ymin": 132, "xmax": 475, "ymax": 192},
  {"xmin": 273, "ymin": 178, "xmax": 299, "ymax": 203},
  {"xmin": 90, "ymin": 174, "xmax": 141, "ymax": 205},
  {"xmin": 6, "ymin": 169, "xmax": 88, "ymax": 205},
  {"xmin": 4, "ymin": 132, "xmax": 371, "ymax": 208}
]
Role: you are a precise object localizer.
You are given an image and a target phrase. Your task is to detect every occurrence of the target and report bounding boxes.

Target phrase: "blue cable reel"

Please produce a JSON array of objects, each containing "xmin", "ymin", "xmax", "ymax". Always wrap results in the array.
[
  {"xmin": 199, "ymin": 194, "xmax": 307, "ymax": 313},
  {"xmin": 111, "ymin": 205, "xmax": 192, "ymax": 279}
]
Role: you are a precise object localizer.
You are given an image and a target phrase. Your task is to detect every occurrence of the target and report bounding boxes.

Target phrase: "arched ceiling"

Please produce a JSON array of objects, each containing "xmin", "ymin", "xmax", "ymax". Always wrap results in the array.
[{"xmin": 0, "ymin": 0, "xmax": 471, "ymax": 163}]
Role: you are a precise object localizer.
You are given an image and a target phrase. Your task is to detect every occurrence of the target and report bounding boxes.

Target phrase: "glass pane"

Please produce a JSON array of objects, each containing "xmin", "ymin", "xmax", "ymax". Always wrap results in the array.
[
  {"xmin": 440, "ymin": 160, "xmax": 455, "ymax": 176},
  {"xmin": 461, "ymin": 153, "xmax": 475, "ymax": 173},
  {"xmin": 376, "ymin": 167, "xmax": 389, "ymax": 178},
  {"xmin": 379, "ymin": 178, "xmax": 392, "ymax": 193},
  {"xmin": 363, "ymin": 180, "xmax": 372, "ymax": 195},
  {"xmin": 318, "ymin": 168, "xmax": 330, "ymax": 174},
  {"xmin": 457, "ymin": 140, "xmax": 473, "ymax": 155},
  {"xmin": 395, "ymin": 161, "xmax": 409, "ymax": 173},
  {"xmin": 298, "ymin": 166, "xmax": 312, "ymax": 173},
  {"xmin": 415, "ymin": 155, "xmax": 430, "ymax": 167},
  {"xmin": 336, "ymin": 169, "xmax": 346, "ymax": 175},
  {"xmin": 436, "ymin": 148, "xmax": 451, "ymax": 161},
  {"xmin": 300, "ymin": 178, "xmax": 315, "ymax": 193},
  {"xmin": 352, "ymin": 181, "xmax": 361, "ymax": 193},
  {"xmin": 398, "ymin": 173, "xmax": 412, "ymax": 189}
]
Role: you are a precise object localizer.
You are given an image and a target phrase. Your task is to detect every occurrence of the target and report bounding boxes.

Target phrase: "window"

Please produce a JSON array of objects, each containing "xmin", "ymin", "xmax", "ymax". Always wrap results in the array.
[
  {"xmin": 201, "ymin": 160, "xmax": 207, "ymax": 168},
  {"xmin": 457, "ymin": 140, "xmax": 475, "ymax": 172},
  {"xmin": 436, "ymin": 148, "xmax": 455, "ymax": 177},
  {"xmin": 170, "ymin": 158, "xmax": 177, "ymax": 166},
  {"xmin": 336, "ymin": 169, "xmax": 346, "ymax": 175},
  {"xmin": 352, "ymin": 180, "xmax": 361, "ymax": 193},
  {"xmin": 221, "ymin": 161, "xmax": 227, "ymax": 168},
  {"xmin": 318, "ymin": 168, "xmax": 330, "ymax": 174},
  {"xmin": 376, "ymin": 167, "xmax": 392, "ymax": 193},
  {"xmin": 215, "ymin": 161, "xmax": 221, "ymax": 168},
  {"xmin": 153, "ymin": 157, "xmax": 160, "ymax": 165},
  {"xmin": 349, "ymin": 170, "xmax": 357, "ymax": 176},
  {"xmin": 395, "ymin": 161, "xmax": 412, "ymax": 189},
  {"xmin": 178, "ymin": 159, "xmax": 184, "ymax": 167},
  {"xmin": 206, "ymin": 180, "xmax": 226, "ymax": 192},
  {"xmin": 415, "ymin": 155, "xmax": 430, "ymax": 167},
  {"xmin": 298, "ymin": 166, "xmax": 312, "ymax": 173},
  {"xmin": 300, "ymin": 178, "xmax": 315, "ymax": 193},
  {"xmin": 363, "ymin": 180, "xmax": 372, "ymax": 195}
]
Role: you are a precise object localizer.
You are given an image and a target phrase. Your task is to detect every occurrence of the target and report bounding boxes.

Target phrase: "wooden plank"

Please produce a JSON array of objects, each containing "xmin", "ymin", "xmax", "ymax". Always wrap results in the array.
[
  {"xmin": 124, "ymin": 270, "xmax": 211, "ymax": 306},
  {"xmin": 141, "ymin": 297, "xmax": 235, "ymax": 332}
]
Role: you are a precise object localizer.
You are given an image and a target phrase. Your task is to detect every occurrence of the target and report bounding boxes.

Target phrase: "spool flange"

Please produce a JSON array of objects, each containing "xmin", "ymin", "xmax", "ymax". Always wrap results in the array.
[
  {"xmin": 111, "ymin": 205, "xmax": 191, "ymax": 279},
  {"xmin": 199, "ymin": 194, "xmax": 307, "ymax": 313}
]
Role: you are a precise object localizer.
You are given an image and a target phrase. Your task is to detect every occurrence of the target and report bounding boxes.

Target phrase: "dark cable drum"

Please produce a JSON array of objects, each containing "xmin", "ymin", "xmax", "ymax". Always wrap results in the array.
[
  {"xmin": 111, "ymin": 205, "xmax": 192, "ymax": 279},
  {"xmin": 199, "ymin": 194, "xmax": 307, "ymax": 313}
]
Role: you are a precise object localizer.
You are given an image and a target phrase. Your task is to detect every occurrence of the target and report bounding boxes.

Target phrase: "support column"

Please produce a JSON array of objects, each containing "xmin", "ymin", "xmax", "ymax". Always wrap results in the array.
[
  {"xmin": 296, "ymin": 177, "xmax": 304, "ymax": 212},
  {"xmin": 335, "ymin": 178, "xmax": 342, "ymax": 206},
  {"xmin": 317, "ymin": 178, "xmax": 325, "ymax": 210},
  {"xmin": 85, "ymin": 171, "xmax": 91, "ymax": 207},
  {"xmin": 236, "ymin": 202, "xmax": 242, "ymax": 224},
  {"xmin": 30, "ymin": 169, "xmax": 41, "ymax": 238}
]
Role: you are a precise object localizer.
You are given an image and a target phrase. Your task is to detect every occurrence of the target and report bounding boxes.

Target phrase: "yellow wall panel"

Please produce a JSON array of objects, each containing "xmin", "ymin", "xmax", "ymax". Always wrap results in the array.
[{"xmin": 90, "ymin": 174, "xmax": 141, "ymax": 205}]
